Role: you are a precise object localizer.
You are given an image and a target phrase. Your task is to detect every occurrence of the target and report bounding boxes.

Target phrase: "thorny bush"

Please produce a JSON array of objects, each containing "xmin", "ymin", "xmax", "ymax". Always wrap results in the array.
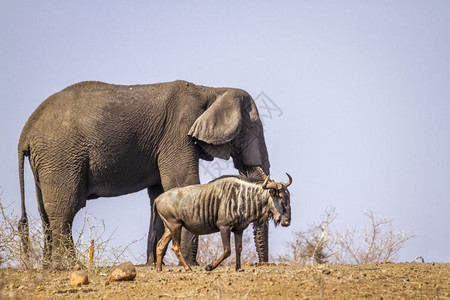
[
  {"xmin": 278, "ymin": 207, "xmax": 415, "ymax": 265},
  {"xmin": 0, "ymin": 197, "xmax": 142, "ymax": 269}
]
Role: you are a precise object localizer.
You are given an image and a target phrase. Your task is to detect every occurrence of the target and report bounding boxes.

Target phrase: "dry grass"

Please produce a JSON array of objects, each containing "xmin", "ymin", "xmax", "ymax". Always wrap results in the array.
[
  {"xmin": 1, "ymin": 196, "xmax": 445, "ymax": 299},
  {"xmin": 278, "ymin": 207, "xmax": 415, "ymax": 265},
  {"xmin": 1, "ymin": 263, "xmax": 449, "ymax": 299},
  {"xmin": 0, "ymin": 200, "xmax": 43, "ymax": 268},
  {"xmin": 0, "ymin": 198, "xmax": 143, "ymax": 270}
]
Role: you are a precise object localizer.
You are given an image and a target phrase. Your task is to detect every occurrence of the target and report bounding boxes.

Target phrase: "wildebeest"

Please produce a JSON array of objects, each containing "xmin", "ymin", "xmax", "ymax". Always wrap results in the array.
[{"xmin": 154, "ymin": 174, "xmax": 292, "ymax": 271}]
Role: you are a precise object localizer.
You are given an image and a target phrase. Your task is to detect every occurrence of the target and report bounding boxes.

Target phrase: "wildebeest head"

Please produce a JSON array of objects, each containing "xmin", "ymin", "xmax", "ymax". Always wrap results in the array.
[{"xmin": 262, "ymin": 173, "xmax": 292, "ymax": 227}]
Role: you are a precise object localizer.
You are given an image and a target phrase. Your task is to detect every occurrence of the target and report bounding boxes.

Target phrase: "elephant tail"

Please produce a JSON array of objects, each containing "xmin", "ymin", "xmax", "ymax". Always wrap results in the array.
[{"xmin": 18, "ymin": 148, "xmax": 30, "ymax": 260}]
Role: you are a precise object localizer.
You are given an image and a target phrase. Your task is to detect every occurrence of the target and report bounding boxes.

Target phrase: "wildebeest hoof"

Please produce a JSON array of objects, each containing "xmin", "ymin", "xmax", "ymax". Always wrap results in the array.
[{"xmin": 205, "ymin": 264, "xmax": 214, "ymax": 271}]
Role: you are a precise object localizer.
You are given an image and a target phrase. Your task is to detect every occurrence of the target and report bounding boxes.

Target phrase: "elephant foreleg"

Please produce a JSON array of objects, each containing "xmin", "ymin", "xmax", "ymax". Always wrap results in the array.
[
  {"xmin": 147, "ymin": 185, "xmax": 166, "ymax": 265},
  {"xmin": 180, "ymin": 229, "xmax": 199, "ymax": 266},
  {"xmin": 253, "ymin": 220, "xmax": 269, "ymax": 263}
]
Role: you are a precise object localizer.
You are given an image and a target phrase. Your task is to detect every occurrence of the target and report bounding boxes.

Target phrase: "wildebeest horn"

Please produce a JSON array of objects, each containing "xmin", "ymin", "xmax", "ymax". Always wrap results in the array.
[
  {"xmin": 262, "ymin": 177, "xmax": 282, "ymax": 190},
  {"xmin": 262, "ymin": 176, "xmax": 270, "ymax": 189},
  {"xmin": 283, "ymin": 173, "xmax": 292, "ymax": 187}
]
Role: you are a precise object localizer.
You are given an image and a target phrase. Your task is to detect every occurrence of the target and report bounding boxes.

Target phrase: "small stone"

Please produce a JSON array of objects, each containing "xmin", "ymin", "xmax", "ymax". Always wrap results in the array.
[
  {"xmin": 70, "ymin": 270, "xmax": 89, "ymax": 286},
  {"xmin": 109, "ymin": 261, "xmax": 137, "ymax": 282},
  {"xmin": 322, "ymin": 269, "xmax": 331, "ymax": 275}
]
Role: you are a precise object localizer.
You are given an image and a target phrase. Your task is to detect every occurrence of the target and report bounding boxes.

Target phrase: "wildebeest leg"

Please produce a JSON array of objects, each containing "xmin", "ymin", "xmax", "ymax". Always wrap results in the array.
[
  {"xmin": 205, "ymin": 226, "xmax": 231, "ymax": 271},
  {"xmin": 234, "ymin": 231, "xmax": 243, "ymax": 271},
  {"xmin": 158, "ymin": 155, "xmax": 200, "ymax": 266},
  {"xmin": 156, "ymin": 227, "xmax": 172, "ymax": 272},
  {"xmin": 171, "ymin": 225, "xmax": 192, "ymax": 271},
  {"xmin": 147, "ymin": 185, "xmax": 165, "ymax": 265}
]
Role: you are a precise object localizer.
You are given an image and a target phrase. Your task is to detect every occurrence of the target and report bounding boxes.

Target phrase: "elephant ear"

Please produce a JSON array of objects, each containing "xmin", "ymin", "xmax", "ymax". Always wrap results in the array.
[{"xmin": 188, "ymin": 91, "xmax": 259, "ymax": 145}]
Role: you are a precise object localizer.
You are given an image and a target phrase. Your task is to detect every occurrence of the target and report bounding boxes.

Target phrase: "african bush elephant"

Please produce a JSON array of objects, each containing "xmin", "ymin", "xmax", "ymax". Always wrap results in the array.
[{"xmin": 18, "ymin": 80, "xmax": 271, "ymax": 268}]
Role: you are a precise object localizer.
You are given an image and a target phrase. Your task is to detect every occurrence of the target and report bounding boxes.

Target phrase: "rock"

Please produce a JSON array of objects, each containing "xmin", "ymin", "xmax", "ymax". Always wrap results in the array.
[
  {"xmin": 322, "ymin": 269, "xmax": 331, "ymax": 275},
  {"xmin": 109, "ymin": 261, "xmax": 137, "ymax": 282},
  {"xmin": 70, "ymin": 270, "xmax": 89, "ymax": 286}
]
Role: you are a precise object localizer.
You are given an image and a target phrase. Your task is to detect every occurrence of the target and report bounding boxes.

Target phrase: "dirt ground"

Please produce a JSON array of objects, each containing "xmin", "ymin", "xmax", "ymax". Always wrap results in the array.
[{"xmin": 1, "ymin": 263, "xmax": 449, "ymax": 299}]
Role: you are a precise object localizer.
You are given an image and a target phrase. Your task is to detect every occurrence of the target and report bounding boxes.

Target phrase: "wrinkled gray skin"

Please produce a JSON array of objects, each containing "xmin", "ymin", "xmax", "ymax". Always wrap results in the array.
[
  {"xmin": 18, "ymin": 80, "xmax": 270, "ymax": 268},
  {"xmin": 155, "ymin": 175, "xmax": 291, "ymax": 272}
]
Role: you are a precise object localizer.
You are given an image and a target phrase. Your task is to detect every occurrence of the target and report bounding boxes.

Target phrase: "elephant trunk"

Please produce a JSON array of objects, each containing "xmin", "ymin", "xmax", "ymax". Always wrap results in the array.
[
  {"xmin": 253, "ymin": 220, "xmax": 269, "ymax": 262},
  {"xmin": 241, "ymin": 166, "xmax": 269, "ymax": 263}
]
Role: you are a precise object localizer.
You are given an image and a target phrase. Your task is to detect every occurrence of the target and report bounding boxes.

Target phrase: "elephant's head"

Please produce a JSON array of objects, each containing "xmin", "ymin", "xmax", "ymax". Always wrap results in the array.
[{"xmin": 188, "ymin": 89, "xmax": 270, "ymax": 178}]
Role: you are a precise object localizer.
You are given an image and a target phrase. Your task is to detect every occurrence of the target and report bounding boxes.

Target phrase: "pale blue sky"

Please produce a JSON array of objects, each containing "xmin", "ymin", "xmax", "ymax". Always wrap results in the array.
[{"xmin": 1, "ymin": 1, "xmax": 449, "ymax": 263}]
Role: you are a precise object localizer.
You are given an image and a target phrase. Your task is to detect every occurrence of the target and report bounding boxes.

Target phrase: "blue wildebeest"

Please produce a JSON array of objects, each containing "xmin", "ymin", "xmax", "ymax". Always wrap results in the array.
[{"xmin": 154, "ymin": 174, "xmax": 292, "ymax": 271}]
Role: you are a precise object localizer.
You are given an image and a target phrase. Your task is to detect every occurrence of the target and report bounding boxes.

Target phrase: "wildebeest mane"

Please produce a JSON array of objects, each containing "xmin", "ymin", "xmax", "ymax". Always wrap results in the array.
[{"xmin": 209, "ymin": 173, "xmax": 264, "ymax": 184}]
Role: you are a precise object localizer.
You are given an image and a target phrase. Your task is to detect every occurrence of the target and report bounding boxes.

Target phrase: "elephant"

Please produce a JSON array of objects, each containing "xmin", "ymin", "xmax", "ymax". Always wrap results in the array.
[{"xmin": 18, "ymin": 80, "xmax": 271, "ymax": 268}]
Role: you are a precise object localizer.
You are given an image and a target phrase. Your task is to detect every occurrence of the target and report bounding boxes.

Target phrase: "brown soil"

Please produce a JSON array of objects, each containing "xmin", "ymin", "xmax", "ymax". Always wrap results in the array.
[{"xmin": 1, "ymin": 263, "xmax": 449, "ymax": 299}]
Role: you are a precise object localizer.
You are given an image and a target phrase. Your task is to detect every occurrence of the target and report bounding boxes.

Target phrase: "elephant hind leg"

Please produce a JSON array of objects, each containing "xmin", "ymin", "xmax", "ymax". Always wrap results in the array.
[
  {"xmin": 48, "ymin": 217, "xmax": 77, "ymax": 269},
  {"xmin": 39, "ymin": 183, "xmax": 85, "ymax": 269},
  {"xmin": 35, "ymin": 183, "xmax": 52, "ymax": 268}
]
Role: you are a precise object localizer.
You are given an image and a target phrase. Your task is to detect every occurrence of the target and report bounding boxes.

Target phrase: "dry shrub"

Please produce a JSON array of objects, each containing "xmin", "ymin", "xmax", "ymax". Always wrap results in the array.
[
  {"xmin": 279, "ymin": 207, "xmax": 415, "ymax": 265},
  {"xmin": 333, "ymin": 210, "xmax": 416, "ymax": 264},
  {"xmin": 0, "ymin": 200, "xmax": 43, "ymax": 268},
  {"xmin": 72, "ymin": 211, "xmax": 144, "ymax": 270},
  {"xmin": 278, "ymin": 208, "xmax": 337, "ymax": 265},
  {"xmin": 0, "ymin": 197, "xmax": 142, "ymax": 269}
]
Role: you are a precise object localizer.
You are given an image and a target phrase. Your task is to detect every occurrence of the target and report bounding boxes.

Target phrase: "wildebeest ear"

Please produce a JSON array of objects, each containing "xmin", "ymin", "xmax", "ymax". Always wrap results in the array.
[{"xmin": 188, "ymin": 91, "xmax": 259, "ymax": 145}]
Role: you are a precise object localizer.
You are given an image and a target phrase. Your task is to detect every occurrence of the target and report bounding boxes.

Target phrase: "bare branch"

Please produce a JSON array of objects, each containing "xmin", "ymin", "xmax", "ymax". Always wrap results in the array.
[{"xmin": 279, "ymin": 208, "xmax": 415, "ymax": 265}]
